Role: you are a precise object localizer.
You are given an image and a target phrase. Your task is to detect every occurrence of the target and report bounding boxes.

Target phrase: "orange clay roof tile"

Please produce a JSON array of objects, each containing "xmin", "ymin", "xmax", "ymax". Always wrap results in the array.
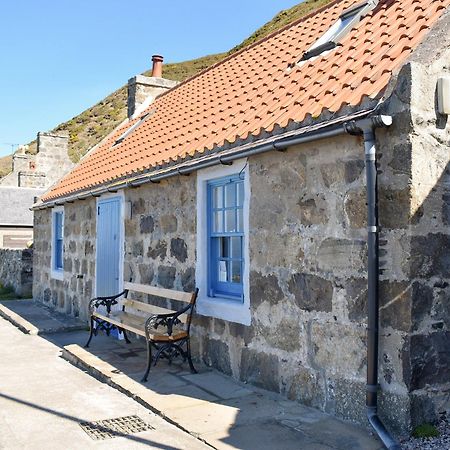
[{"xmin": 43, "ymin": 0, "xmax": 450, "ymax": 202}]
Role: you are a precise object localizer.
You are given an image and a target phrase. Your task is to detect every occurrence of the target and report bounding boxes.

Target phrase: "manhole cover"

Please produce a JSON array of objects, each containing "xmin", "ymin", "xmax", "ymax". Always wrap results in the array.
[{"xmin": 80, "ymin": 415, "xmax": 154, "ymax": 440}]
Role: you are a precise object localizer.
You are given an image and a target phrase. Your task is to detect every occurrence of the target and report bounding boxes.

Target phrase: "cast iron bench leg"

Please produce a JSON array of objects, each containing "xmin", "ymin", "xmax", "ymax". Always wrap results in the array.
[
  {"xmin": 84, "ymin": 317, "xmax": 95, "ymax": 348},
  {"xmin": 142, "ymin": 340, "xmax": 152, "ymax": 382},
  {"xmin": 187, "ymin": 339, "xmax": 197, "ymax": 374}
]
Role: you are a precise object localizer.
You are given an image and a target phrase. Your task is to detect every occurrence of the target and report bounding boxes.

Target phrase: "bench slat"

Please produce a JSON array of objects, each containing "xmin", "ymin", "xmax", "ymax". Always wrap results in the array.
[
  {"xmin": 123, "ymin": 299, "xmax": 188, "ymax": 323},
  {"xmin": 93, "ymin": 311, "xmax": 146, "ymax": 337},
  {"xmin": 93, "ymin": 311, "xmax": 187, "ymax": 341},
  {"xmin": 124, "ymin": 281, "xmax": 193, "ymax": 303}
]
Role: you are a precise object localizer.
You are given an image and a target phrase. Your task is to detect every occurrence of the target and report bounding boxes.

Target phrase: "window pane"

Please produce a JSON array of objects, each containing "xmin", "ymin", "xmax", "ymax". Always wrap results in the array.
[
  {"xmin": 237, "ymin": 208, "xmax": 243, "ymax": 232},
  {"xmin": 219, "ymin": 237, "xmax": 229, "ymax": 258},
  {"xmin": 237, "ymin": 182, "xmax": 244, "ymax": 206},
  {"xmin": 212, "ymin": 186, "xmax": 223, "ymax": 208},
  {"xmin": 55, "ymin": 239, "xmax": 63, "ymax": 269},
  {"xmin": 55, "ymin": 212, "xmax": 63, "ymax": 239},
  {"xmin": 213, "ymin": 211, "xmax": 223, "ymax": 232},
  {"xmin": 231, "ymin": 260, "xmax": 241, "ymax": 284},
  {"xmin": 225, "ymin": 209, "xmax": 236, "ymax": 232},
  {"xmin": 218, "ymin": 260, "xmax": 228, "ymax": 282},
  {"xmin": 225, "ymin": 183, "xmax": 235, "ymax": 208},
  {"xmin": 230, "ymin": 237, "xmax": 241, "ymax": 258}
]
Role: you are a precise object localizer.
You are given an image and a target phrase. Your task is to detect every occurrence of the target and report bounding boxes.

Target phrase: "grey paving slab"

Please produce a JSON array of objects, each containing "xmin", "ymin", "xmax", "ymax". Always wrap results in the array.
[
  {"xmin": 182, "ymin": 371, "xmax": 253, "ymax": 400},
  {"xmin": 0, "ymin": 317, "xmax": 210, "ymax": 450},
  {"xmin": 0, "ymin": 299, "xmax": 86, "ymax": 334},
  {"xmin": 202, "ymin": 421, "xmax": 335, "ymax": 450}
]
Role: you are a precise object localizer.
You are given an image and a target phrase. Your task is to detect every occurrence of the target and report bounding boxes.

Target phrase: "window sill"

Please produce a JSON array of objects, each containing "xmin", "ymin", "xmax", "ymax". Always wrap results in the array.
[
  {"xmin": 196, "ymin": 294, "xmax": 251, "ymax": 325},
  {"xmin": 51, "ymin": 269, "xmax": 64, "ymax": 281}
]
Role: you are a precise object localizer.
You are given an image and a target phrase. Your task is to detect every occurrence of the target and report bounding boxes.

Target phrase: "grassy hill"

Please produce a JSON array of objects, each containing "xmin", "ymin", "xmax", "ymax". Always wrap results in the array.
[{"xmin": 0, "ymin": 0, "xmax": 332, "ymax": 176}]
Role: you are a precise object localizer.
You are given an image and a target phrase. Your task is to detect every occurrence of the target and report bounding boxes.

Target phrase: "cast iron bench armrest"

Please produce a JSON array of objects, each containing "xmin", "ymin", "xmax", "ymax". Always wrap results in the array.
[
  {"xmin": 144, "ymin": 303, "xmax": 193, "ymax": 337},
  {"xmin": 88, "ymin": 290, "xmax": 128, "ymax": 314}
]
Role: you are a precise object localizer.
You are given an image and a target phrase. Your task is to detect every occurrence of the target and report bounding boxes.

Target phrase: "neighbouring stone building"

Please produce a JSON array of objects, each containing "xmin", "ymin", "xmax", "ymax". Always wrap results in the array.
[
  {"xmin": 32, "ymin": 0, "xmax": 450, "ymax": 440},
  {"xmin": 0, "ymin": 132, "xmax": 74, "ymax": 189}
]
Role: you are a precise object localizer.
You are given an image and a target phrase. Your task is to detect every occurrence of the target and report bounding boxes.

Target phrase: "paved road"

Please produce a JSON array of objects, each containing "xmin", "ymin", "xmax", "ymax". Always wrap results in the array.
[{"xmin": 0, "ymin": 317, "xmax": 209, "ymax": 450}]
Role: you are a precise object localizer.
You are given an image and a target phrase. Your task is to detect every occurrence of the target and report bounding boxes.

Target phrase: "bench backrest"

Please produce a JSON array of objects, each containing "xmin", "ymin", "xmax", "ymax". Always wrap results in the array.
[{"xmin": 122, "ymin": 281, "xmax": 198, "ymax": 330}]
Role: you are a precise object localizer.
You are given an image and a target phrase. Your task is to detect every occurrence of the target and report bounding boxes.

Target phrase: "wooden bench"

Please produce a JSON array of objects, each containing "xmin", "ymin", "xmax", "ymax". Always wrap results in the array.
[{"xmin": 85, "ymin": 281, "xmax": 199, "ymax": 381}]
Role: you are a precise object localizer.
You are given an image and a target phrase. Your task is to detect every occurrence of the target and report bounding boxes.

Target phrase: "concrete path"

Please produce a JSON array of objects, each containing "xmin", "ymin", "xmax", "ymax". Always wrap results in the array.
[
  {"xmin": 0, "ymin": 317, "xmax": 209, "ymax": 450},
  {"xmin": 0, "ymin": 301, "xmax": 385, "ymax": 450},
  {"xmin": 51, "ymin": 332, "xmax": 383, "ymax": 450}
]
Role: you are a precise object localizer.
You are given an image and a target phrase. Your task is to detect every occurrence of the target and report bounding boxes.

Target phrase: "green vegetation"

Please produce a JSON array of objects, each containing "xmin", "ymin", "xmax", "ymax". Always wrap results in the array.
[
  {"xmin": 0, "ymin": 0, "xmax": 333, "ymax": 175},
  {"xmin": 0, "ymin": 283, "xmax": 19, "ymax": 300},
  {"xmin": 412, "ymin": 423, "xmax": 440, "ymax": 439},
  {"xmin": 0, "ymin": 155, "xmax": 12, "ymax": 177}
]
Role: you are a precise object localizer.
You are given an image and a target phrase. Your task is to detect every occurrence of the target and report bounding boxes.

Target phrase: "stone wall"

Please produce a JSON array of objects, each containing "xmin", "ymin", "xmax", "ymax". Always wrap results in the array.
[
  {"xmin": 0, "ymin": 248, "xmax": 33, "ymax": 297},
  {"xmin": 389, "ymin": 17, "xmax": 450, "ymax": 426},
  {"xmin": 33, "ymin": 199, "xmax": 96, "ymax": 319}
]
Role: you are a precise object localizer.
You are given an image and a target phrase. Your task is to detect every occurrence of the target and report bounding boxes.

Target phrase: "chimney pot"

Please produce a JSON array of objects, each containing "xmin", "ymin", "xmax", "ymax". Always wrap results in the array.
[{"xmin": 151, "ymin": 55, "xmax": 164, "ymax": 78}]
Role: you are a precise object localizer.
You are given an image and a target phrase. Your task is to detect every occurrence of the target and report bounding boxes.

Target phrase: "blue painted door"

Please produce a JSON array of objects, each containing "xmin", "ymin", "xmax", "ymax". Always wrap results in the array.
[{"xmin": 96, "ymin": 197, "xmax": 121, "ymax": 297}]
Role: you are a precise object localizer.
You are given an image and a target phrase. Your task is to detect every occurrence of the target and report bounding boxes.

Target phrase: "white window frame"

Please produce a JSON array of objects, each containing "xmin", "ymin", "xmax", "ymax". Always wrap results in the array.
[
  {"xmin": 196, "ymin": 158, "xmax": 251, "ymax": 325},
  {"xmin": 51, "ymin": 206, "xmax": 64, "ymax": 280}
]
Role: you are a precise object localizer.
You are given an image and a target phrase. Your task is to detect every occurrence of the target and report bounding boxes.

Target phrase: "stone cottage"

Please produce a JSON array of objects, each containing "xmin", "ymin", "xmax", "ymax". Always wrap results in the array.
[{"xmin": 32, "ymin": 0, "xmax": 450, "ymax": 442}]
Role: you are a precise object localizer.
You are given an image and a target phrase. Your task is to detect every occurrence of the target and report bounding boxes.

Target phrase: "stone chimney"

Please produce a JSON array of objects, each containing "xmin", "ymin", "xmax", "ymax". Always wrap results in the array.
[
  {"xmin": 127, "ymin": 55, "xmax": 178, "ymax": 119},
  {"xmin": 34, "ymin": 131, "xmax": 74, "ymax": 187}
]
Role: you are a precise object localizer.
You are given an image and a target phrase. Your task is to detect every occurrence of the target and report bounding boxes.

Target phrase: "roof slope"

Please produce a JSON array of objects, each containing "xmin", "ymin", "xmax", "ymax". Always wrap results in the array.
[
  {"xmin": 43, "ymin": 0, "xmax": 449, "ymax": 202},
  {"xmin": 0, "ymin": 187, "xmax": 45, "ymax": 226}
]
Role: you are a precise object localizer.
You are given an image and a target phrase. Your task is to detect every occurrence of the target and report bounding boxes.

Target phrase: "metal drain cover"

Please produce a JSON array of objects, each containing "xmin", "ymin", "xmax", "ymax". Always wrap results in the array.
[{"xmin": 80, "ymin": 415, "xmax": 154, "ymax": 440}]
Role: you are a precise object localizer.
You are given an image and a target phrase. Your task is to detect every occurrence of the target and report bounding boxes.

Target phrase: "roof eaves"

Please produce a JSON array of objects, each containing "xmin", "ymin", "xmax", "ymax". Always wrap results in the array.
[{"xmin": 34, "ymin": 106, "xmax": 379, "ymax": 210}]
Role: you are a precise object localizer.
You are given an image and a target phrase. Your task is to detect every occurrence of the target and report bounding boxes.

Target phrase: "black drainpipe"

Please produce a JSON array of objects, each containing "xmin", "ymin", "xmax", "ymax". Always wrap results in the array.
[{"xmin": 345, "ymin": 116, "xmax": 400, "ymax": 450}]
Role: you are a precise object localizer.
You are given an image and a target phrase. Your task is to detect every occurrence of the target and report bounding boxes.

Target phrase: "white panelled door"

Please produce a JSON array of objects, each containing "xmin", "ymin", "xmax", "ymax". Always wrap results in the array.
[{"xmin": 96, "ymin": 197, "xmax": 122, "ymax": 297}]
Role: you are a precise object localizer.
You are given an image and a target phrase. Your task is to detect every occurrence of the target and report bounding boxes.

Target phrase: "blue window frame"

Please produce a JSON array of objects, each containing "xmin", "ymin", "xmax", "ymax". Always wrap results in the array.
[
  {"xmin": 207, "ymin": 175, "xmax": 244, "ymax": 300},
  {"xmin": 53, "ymin": 211, "xmax": 64, "ymax": 271}
]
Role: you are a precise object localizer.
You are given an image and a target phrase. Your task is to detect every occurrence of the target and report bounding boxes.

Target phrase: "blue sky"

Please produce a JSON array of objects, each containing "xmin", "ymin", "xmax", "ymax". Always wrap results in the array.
[{"xmin": 0, "ymin": 0, "xmax": 301, "ymax": 157}]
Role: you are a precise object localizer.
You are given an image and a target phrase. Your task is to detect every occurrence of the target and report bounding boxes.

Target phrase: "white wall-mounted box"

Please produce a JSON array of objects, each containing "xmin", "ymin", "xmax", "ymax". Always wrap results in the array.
[{"xmin": 437, "ymin": 77, "xmax": 450, "ymax": 115}]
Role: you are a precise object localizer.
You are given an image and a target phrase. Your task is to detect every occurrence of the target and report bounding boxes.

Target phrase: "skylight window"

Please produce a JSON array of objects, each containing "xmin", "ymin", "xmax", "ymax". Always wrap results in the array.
[
  {"xmin": 112, "ymin": 111, "xmax": 153, "ymax": 147},
  {"xmin": 299, "ymin": 1, "xmax": 377, "ymax": 62}
]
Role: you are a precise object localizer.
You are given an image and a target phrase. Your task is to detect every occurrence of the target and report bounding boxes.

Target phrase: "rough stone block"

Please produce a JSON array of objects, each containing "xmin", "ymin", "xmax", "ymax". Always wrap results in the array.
[
  {"xmin": 180, "ymin": 267, "xmax": 195, "ymax": 292},
  {"xmin": 240, "ymin": 348, "xmax": 280, "ymax": 393},
  {"xmin": 346, "ymin": 277, "xmax": 367, "ymax": 322},
  {"xmin": 379, "ymin": 281, "xmax": 411, "ymax": 332},
  {"xmin": 170, "ymin": 238, "xmax": 187, "ymax": 262},
  {"xmin": 443, "ymin": 193, "xmax": 450, "ymax": 226},
  {"xmin": 160, "ymin": 214, "xmax": 178, "ymax": 233},
  {"xmin": 157, "ymin": 266, "xmax": 176, "ymax": 289},
  {"xmin": 317, "ymin": 238, "xmax": 366, "ymax": 273},
  {"xmin": 410, "ymin": 331, "xmax": 450, "ymax": 390},
  {"xmin": 411, "ymin": 282, "xmax": 434, "ymax": 331},
  {"xmin": 140, "ymin": 215, "xmax": 154, "ymax": 234},
  {"xmin": 379, "ymin": 188, "xmax": 411, "ymax": 229},
  {"xmin": 311, "ymin": 321, "xmax": 366, "ymax": 377},
  {"xmin": 147, "ymin": 240, "xmax": 167, "ymax": 260},
  {"xmin": 409, "ymin": 233, "xmax": 450, "ymax": 278},
  {"xmin": 288, "ymin": 273, "xmax": 332, "ymax": 312},
  {"xmin": 138, "ymin": 264, "xmax": 154, "ymax": 285},
  {"xmin": 298, "ymin": 194, "xmax": 328, "ymax": 225},
  {"xmin": 264, "ymin": 318, "xmax": 302, "ymax": 352},
  {"xmin": 203, "ymin": 338, "xmax": 232, "ymax": 376},
  {"xmin": 249, "ymin": 271, "xmax": 284, "ymax": 308},
  {"xmin": 344, "ymin": 190, "xmax": 366, "ymax": 228},
  {"xmin": 287, "ymin": 366, "xmax": 325, "ymax": 408}
]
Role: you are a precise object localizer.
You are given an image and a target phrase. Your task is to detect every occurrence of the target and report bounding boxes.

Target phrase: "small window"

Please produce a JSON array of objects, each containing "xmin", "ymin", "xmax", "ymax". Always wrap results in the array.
[
  {"xmin": 207, "ymin": 176, "xmax": 244, "ymax": 300},
  {"xmin": 299, "ymin": 1, "xmax": 376, "ymax": 62},
  {"xmin": 52, "ymin": 210, "xmax": 64, "ymax": 274}
]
